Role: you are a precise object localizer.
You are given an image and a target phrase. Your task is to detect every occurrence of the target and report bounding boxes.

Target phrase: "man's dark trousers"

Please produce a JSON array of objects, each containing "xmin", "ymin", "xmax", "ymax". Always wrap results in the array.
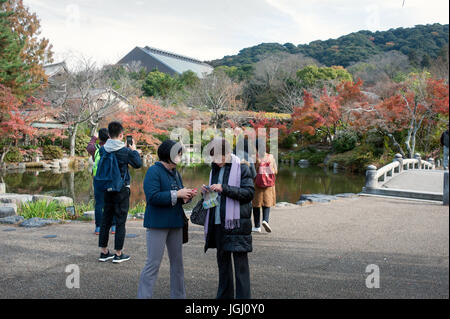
[{"xmin": 99, "ymin": 186, "xmax": 130, "ymax": 251}]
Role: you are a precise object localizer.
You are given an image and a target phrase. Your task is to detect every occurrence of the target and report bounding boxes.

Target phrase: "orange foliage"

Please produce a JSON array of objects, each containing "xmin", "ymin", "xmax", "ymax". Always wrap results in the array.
[
  {"xmin": 291, "ymin": 88, "xmax": 341, "ymax": 136},
  {"xmin": 118, "ymin": 98, "xmax": 176, "ymax": 147}
]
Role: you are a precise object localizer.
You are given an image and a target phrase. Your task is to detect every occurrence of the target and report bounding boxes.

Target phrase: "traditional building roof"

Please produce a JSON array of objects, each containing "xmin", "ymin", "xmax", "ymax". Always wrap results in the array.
[
  {"xmin": 117, "ymin": 46, "xmax": 213, "ymax": 78},
  {"xmin": 43, "ymin": 61, "xmax": 68, "ymax": 78}
]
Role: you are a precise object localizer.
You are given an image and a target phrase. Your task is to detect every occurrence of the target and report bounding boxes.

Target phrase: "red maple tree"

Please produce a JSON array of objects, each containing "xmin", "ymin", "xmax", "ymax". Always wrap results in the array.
[
  {"xmin": 349, "ymin": 75, "xmax": 449, "ymax": 157},
  {"xmin": 291, "ymin": 88, "xmax": 341, "ymax": 143},
  {"xmin": 0, "ymin": 84, "xmax": 52, "ymax": 162},
  {"xmin": 118, "ymin": 97, "xmax": 176, "ymax": 148}
]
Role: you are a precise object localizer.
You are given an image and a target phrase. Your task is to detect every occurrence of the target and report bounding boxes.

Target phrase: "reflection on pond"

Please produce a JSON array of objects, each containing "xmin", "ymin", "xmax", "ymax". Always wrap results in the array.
[{"xmin": 1, "ymin": 164, "xmax": 365, "ymax": 210}]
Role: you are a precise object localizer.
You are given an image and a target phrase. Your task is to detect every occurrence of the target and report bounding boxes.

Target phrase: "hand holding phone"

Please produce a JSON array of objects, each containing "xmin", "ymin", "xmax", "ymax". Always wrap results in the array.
[
  {"xmin": 127, "ymin": 136, "xmax": 136, "ymax": 151},
  {"xmin": 126, "ymin": 135, "xmax": 133, "ymax": 146},
  {"xmin": 202, "ymin": 184, "xmax": 211, "ymax": 193}
]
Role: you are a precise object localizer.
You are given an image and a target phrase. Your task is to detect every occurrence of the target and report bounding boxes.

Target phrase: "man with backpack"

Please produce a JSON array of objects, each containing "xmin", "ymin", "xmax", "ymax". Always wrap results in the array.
[
  {"xmin": 87, "ymin": 128, "xmax": 116, "ymax": 235},
  {"xmin": 95, "ymin": 121, "xmax": 142, "ymax": 263}
]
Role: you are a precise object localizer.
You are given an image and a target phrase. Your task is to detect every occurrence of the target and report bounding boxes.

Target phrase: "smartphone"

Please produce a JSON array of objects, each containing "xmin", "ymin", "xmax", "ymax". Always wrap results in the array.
[{"xmin": 126, "ymin": 135, "xmax": 133, "ymax": 147}]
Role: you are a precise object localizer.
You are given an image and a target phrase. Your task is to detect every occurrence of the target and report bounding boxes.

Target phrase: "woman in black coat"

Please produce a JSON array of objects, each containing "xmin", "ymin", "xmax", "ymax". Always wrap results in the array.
[{"xmin": 202, "ymin": 138, "xmax": 255, "ymax": 299}]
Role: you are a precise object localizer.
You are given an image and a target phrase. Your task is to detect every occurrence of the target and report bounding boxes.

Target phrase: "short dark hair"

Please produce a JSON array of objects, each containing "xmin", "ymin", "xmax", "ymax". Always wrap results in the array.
[
  {"xmin": 157, "ymin": 140, "xmax": 183, "ymax": 164},
  {"xmin": 209, "ymin": 138, "xmax": 231, "ymax": 157},
  {"xmin": 98, "ymin": 128, "xmax": 109, "ymax": 143},
  {"xmin": 108, "ymin": 121, "xmax": 123, "ymax": 139}
]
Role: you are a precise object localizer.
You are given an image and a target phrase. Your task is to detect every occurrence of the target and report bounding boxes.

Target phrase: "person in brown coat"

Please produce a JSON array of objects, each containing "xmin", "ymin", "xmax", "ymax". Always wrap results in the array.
[{"xmin": 252, "ymin": 141, "xmax": 277, "ymax": 233}]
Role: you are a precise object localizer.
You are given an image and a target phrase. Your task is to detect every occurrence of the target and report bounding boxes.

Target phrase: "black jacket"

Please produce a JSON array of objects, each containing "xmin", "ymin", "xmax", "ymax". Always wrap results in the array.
[
  {"xmin": 204, "ymin": 160, "xmax": 255, "ymax": 253},
  {"xmin": 101, "ymin": 146, "xmax": 142, "ymax": 186}
]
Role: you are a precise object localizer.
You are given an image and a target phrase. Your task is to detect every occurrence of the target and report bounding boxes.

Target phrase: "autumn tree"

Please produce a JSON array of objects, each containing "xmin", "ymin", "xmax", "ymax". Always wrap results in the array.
[
  {"xmin": 1, "ymin": 0, "xmax": 53, "ymax": 96},
  {"xmin": 0, "ymin": 84, "xmax": 49, "ymax": 162},
  {"xmin": 47, "ymin": 57, "xmax": 140, "ymax": 156},
  {"xmin": 277, "ymin": 65, "xmax": 353, "ymax": 113},
  {"xmin": 292, "ymin": 89, "xmax": 342, "ymax": 144},
  {"xmin": 348, "ymin": 72, "xmax": 449, "ymax": 158},
  {"xmin": 118, "ymin": 97, "xmax": 176, "ymax": 148}
]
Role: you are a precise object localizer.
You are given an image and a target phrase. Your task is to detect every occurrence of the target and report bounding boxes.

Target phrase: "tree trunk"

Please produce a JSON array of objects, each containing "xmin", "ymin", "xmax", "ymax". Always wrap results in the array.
[
  {"xmin": 387, "ymin": 132, "xmax": 406, "ymax": 158},
  {"xmin": 411, "ymin": 132, "xmax": 416, "ymax": 157},
  {"xmin": 0, "ymin": 145, "xmax": 11, "ymax": 164},
  {"xmin": 69, "ymin": 123, "xmax": 79, "ymax": 157},
  {"xmin": 89, "ymin": 121, "xmax": 99, "ymax": 137}
]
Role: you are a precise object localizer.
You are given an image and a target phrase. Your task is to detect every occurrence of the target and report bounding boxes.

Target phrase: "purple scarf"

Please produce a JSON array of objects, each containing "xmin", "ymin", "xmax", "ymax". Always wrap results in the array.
[{"xmin": 204, "ymin": 154, "xmax": 241, "ymax": 240}]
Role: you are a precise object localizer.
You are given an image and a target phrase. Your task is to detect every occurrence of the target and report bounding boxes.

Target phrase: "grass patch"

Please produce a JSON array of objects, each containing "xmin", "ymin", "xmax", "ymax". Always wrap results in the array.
[
  {"xmin": 19, "ymin": 200, "xmax": 68, "ymax": 220},
  {"xmin": 74, "ymin": 200, "xmax": 94, "ymax": 215},
  {"xmin": 129, "ymin": 200, "xmax": 146, "ymax": 216}
]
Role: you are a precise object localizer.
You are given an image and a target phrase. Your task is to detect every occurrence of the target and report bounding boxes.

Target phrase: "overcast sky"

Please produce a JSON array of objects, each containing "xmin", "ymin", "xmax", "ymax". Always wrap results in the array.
[{"xmin": 25, "ymin": 0, "xmax": 449, "ymax": 67}]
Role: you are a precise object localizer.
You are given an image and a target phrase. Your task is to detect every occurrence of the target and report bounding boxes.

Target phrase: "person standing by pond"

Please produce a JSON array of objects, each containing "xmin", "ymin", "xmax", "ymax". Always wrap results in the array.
[
  {"xmin": 252, "ymin": 140, "xmax": 277, "ymax": 233},
  {"xmin": 98, "ymin": 121, "xmax": 142, "ymax": 263},
  {"xmin": 137, "ymin": 140, "xmax": 197, "ymax": 299},
  {"xmin": 234, "ymin": 135, "xmax": 257, "ymax": 180},
  {"xmin": 203, "ymin": 138, "xmax": 255, "ymax": 299},
  {"xmin": 87, "ymin": 128, "xmax": 116, "ymax": 235}
]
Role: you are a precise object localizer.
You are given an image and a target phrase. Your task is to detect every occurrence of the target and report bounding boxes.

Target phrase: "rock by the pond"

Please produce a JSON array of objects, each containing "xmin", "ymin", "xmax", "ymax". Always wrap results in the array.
[
  {"xmin": 298, "ymin": 159, "xmax": 310, "ymax": 167},
  {"xmin": 0, "ymin": 193, "xmax": 33, "ymax": 205},
  {"xmin": 60, "ymin": 158, "xmax": 70, "ymax": 168},
  {"xmin": 49, "ymin": 160, "xmax": 61, "ymax": 168},
  {"xmin": 52, "ymin": 196, "xmax": 73, "ymax": 206},
  {"xmin": 335, "ymin": 193, "xmax": 358, "ymax": 198},
  {"xmin": 275, "ymin": 202, "xmax": 298, "ymax": 208},
  {"xmin": 135, "ymin": 212, "xmax": 145, "ymax": 219},
  {"xmin": 299, "ymin": 194, "xmax": 338, "ymax": 203},
  {"xmin": 6, "ymin": 164, "xmax": 19, "ymax": 170},
  {"xmin": 0, "ymin": 203, "xmax": 17, "ymax": 217},
  {"xmin": 20, "ymin": 217, "xmax": 61, "ymax": 228},
  {"xmin": 0, "ymin": 215, "xmax": 24, "ymax": 224},
  {"xmin": 0, "ymin": 182, "xmax": 5, "ymax": 194},
  {"xmin": 83, "ymin": 211, "xmax": 95, "ymax": 220},
  {"xmin": 296, "ymin": 200, "xmax": 311, "ymax": 206},
  {"xmin": 32, "ymin": 194, "xmax": 55, "ymax": 203}
]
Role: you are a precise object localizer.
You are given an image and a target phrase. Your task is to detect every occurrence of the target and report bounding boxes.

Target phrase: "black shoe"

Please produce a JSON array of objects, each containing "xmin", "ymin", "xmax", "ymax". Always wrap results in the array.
[
  {"xmin": 112, "ymin": 253, "xmax": 130, "ymax": 263},
  {"xmin": 99, "ymin": 250, "xmax": 114, "ymax": 262}
]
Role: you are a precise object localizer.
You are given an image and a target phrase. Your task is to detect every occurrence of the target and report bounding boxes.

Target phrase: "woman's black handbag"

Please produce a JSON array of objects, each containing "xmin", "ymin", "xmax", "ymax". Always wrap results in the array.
[
  {"xmin": 190, "ymin": 198, "xmax": 207, "ymax": 226},
  {"xmin": 182, "ymin": 212, "xmax": 189, "ymax": 244}
]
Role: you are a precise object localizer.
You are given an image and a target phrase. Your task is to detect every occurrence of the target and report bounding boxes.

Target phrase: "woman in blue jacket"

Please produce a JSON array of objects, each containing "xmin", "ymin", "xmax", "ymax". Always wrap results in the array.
[{"xmin": 137, "ymin": 140, "xmax": 197, "ymax": 299}]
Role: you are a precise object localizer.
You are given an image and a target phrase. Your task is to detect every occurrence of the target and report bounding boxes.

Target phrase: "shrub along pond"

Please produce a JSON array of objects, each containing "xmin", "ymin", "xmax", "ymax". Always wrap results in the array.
[{"xmin": 1, "ymin": 164, "xmax": 365, "ymax": 212}]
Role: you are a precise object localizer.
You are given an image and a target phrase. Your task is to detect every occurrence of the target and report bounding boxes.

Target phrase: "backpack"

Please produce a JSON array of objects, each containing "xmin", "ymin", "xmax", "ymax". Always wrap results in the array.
[
  {"xmin": 93, "ymin": 147, "xmax": 125, "ymax": 192},
  {"xmin": 255, "ymin": 155, "xmax": 275, "ymax": 188},
  {"xmin": 92, "ymin": 144, "xmax": 101, "ymax": 177}
]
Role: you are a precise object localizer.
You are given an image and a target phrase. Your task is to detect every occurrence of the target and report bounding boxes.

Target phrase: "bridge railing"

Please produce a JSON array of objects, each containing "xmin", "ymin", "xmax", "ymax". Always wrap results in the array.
[{"xmin": 364, "ymin": 153, "xmax": 435, "ymax": 190}]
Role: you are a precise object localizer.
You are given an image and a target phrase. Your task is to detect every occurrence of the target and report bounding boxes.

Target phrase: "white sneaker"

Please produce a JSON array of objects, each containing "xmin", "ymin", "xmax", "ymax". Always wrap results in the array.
[
  {"xmin": 262, "ymin": 221, "xmax": 272, "ymax": 233},
  {"xmin": 252, "ymin": 227, "xmax": 261, "ymax": 233}
]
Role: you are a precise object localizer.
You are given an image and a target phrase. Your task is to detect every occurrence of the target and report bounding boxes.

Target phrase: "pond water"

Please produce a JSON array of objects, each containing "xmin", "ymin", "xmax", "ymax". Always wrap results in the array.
[{"xmin": 1, "ymin": 164, "xmax": 365, "ymax": 210}]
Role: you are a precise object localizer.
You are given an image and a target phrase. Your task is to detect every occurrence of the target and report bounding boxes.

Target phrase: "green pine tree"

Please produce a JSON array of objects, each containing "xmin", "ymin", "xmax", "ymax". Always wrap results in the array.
[{"xmin": 0, "ymin": 0, "xmax": 31, "ymax": 97}]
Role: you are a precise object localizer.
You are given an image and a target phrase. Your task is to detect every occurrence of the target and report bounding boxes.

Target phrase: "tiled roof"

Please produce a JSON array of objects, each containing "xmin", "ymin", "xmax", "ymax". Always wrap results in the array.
[{"xmin": 139, "ymin": 46, "xmax": 213, "ymax": 78}]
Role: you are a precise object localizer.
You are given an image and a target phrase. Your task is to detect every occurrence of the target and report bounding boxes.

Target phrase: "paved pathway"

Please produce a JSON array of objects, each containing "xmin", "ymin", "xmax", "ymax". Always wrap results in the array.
[
  {"xmin": 0, "ymin": 196, "xmax": 448, "ymax": 299},
  {"xmin": 383, "ymin": 170, "xmax": 445, "ymax": 193}
]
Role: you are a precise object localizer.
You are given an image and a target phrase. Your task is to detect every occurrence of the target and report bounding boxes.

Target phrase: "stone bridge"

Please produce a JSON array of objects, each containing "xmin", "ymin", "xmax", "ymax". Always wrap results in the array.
[{"xmin": 362, "ymin": 153, "xmax": 449, "ymax": 205}]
